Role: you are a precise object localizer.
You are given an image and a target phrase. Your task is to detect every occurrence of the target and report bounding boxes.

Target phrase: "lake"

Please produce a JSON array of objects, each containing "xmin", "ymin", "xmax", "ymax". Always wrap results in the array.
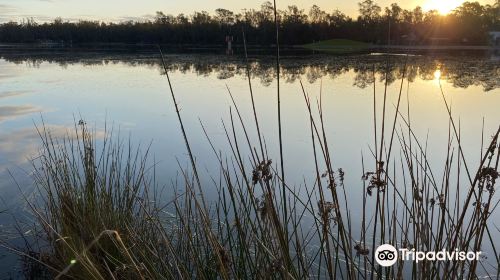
[{"xmin": 0, "ymin": 47, "xmax": 499, "ymax": 277}]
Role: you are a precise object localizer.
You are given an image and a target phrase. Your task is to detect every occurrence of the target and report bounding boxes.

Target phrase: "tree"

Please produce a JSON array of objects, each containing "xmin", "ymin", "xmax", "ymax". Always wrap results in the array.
[
  {"xmin": 328, "ymin": 9, "xmax": 349, "ymax": 27},
  {"xmin": 155, "ymin": 12, "xmax": 169, "ymax": 25},
  {"xmin": 283, "ymin": 6, "xmax": 308, "ymax": 24},
  {"xmin": 215, "ymin": 8, "xmax": 235, "ymax": 26},
  {"xmin": 191, "ymin": 11, "xmax": 212, "ymax": 25},
  {"xmin": 176, "ymin": 14, "xmax": 189, "ymax": 25},
  {"xmin": 260, "ymin": 1, "xmax": 275, "ymax": 22},
  {"xmin": 357, "ymin": 0, "xmax": 382, "ymax": 43},
  {"xmin": 384, "ymin": 3, "xmax": 402, "ymax": 22},
  {"xmin": 0, "ymin": 1, "xmax": 496, "ymax": 46},
  {"xmin": 358, "ymin": 0, "xmax": 381, "ymax": 22},
  {"xmin": 309, "ymin": 5, "xmax": 327, "ymax": 23},
  {"xmin": 451, "ymin": 1, "xmax": 488, "ymax": 43},
  {"xmin": 483, "ymin": 3, "xmax": 500, "ymax": 30},
  {"xmin": 413, "ymin": 7, "xmax": 424, "ymax": 24}
]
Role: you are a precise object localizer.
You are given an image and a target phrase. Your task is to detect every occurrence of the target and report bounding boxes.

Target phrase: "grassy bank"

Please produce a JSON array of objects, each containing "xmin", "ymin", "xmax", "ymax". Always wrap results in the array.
[{"xmin": 301, "ymin": 39, "xmax": 370, "ymax": 54}]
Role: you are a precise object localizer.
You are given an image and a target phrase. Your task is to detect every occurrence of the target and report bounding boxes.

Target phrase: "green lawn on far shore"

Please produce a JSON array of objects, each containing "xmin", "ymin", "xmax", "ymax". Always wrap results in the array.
[{"xmin": 302, "ymin": 39, "xmax": 370, "ymax": 53}]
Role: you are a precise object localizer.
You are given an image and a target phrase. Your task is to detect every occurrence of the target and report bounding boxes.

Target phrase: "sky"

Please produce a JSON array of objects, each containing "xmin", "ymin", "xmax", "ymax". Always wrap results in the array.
[{"xmin": 0, "ymin": 0, "xmax": 496, "ymax": 23}]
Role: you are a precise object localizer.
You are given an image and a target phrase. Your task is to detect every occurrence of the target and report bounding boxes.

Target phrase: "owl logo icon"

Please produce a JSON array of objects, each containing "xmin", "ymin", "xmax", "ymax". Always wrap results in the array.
[{"xmin": 375, "ymin": 244, "xmax": 398, "ymax": 266}]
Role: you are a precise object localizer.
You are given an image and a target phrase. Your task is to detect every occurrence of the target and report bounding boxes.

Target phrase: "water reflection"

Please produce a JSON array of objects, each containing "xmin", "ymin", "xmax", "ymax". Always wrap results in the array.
[
  {"xmin": 434, "ymin": 69, "xmax": 442, "ymax": 80},
  {"xmin": 0, "ymin": 126, "xmax": 62, "ymax": 169},
  {"xmin": 0, "ymin": 50, "xmax": 498, "ymax": 92},
  {"xmin": 0, "ymin": 49, "xmax": 498, "ymax": 277},
  {"xmin": 0, "ymin": 105, "xmax": 41, "ymax": 123},
  {"xmin": 0, "ymin": 90, "xmax": 32, "ymax": 99}
]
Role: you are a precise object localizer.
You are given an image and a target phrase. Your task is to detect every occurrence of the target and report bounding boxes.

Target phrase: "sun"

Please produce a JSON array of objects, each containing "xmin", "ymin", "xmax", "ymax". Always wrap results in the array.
[{"xmin": 423, "ymin": 0, "xmax": 465, "ymax": 14}]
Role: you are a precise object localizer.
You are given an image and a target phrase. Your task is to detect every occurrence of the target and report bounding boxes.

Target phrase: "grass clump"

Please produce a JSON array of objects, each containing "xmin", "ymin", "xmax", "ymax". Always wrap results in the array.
[{"xmin": 28, "ymin": 123, "xmax": 165, "ymax": 279}]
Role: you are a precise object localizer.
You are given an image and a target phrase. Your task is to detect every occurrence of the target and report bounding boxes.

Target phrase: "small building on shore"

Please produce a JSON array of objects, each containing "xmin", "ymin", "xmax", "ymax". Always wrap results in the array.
[{"xmin": 490, "ymin": 32, "xmax": 500, "ymax": 48}]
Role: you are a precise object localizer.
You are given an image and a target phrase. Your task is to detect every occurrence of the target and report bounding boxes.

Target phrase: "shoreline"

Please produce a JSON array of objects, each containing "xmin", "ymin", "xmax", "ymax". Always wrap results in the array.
[{"xmin": 0, "ymin": 42, "xmax": 497, "ymax": 50}]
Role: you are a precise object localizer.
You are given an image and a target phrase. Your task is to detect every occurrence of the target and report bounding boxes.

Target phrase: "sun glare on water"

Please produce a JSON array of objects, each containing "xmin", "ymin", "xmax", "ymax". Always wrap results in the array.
[
  {"xmin": 423, "ymin": 0, "xmax": 465, "ymax": 14},
  {"xmin": 434, "ymin": 69, "xmax": 442, "ymax": 80},
  {"xmin": 433, "ymin": 69, "xmax": 443, "ymax": 85}
]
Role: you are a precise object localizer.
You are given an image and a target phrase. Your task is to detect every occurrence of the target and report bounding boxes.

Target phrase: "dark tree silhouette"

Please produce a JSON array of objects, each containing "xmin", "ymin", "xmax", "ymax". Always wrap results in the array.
[{"xmin": 0, "ymin": 1, "xmax": 498, "ymax": 46}]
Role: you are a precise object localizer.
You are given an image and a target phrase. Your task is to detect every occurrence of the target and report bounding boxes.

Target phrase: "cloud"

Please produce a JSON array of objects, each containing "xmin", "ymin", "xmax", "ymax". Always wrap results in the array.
[
  {"xmin": 0, "ymin": 14, "xmax": 55, "ymax": 23},
  {"xmin": 0, "ymin": 4, "xmax": 18, "ymax": 22},
  {"xmin": 117, "ymin": 14, "xmax": 155, "ymax": 23},
  {"xmin": 0, "ymin": 3, "xmax": 57, "ymax": 23},
  {"xmin": 0, "ymin": 4, "xmax": 17, "ymax": 14}
]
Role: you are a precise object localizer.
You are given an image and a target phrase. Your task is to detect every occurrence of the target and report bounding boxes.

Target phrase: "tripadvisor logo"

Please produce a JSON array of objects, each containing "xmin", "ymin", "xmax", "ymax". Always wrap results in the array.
[
  {"xmin": 375, "ymin": 244, "xmax": 482, "ymax": 266},
  {"xmin": 375, "ymin": 244, "xmax": 398, "ymax": 267}
]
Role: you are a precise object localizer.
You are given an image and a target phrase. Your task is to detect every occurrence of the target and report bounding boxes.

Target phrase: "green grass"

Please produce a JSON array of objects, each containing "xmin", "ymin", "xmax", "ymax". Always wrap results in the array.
[{"xmin": 302, "ymin": 39, "xmax": 370, "ymax": 53}]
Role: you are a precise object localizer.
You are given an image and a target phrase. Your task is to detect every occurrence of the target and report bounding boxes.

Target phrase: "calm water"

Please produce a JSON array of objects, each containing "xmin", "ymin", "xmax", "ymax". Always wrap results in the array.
[{"xmin": 0, "ymin": 49, "xmax": 499, "ymax": 277}]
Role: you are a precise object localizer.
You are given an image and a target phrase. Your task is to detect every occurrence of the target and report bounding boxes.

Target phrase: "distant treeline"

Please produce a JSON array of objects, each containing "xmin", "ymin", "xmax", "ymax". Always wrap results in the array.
[{"xmin": 0, "ymin": 0, "xmax": 499, "ymax": 45}]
